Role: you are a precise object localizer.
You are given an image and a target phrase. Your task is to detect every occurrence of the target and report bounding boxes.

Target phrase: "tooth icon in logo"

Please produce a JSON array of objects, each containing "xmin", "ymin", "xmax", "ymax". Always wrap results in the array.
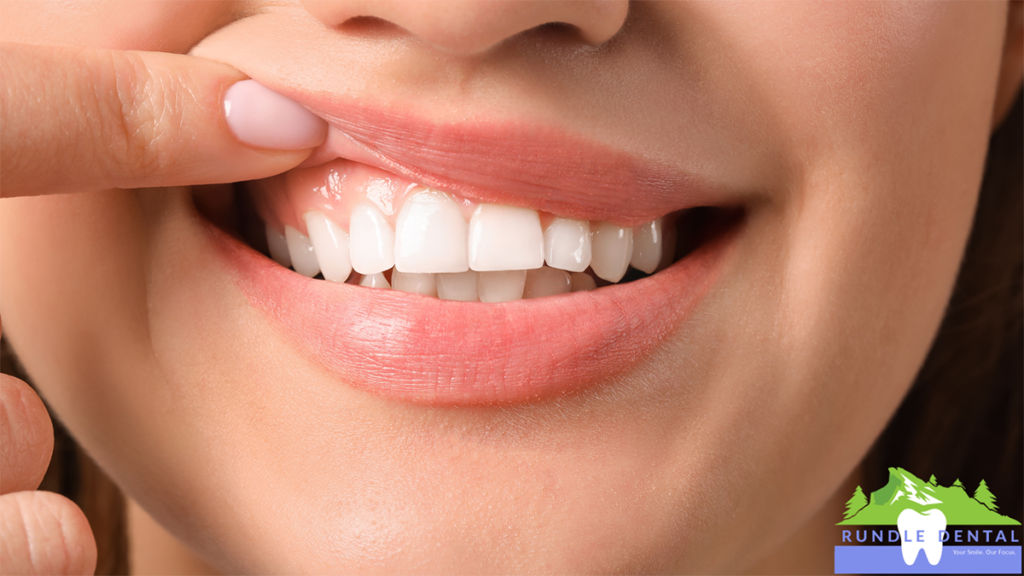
[{"xmin": 897, "ymin": 508, "xmax": 946, "ymax": 566}]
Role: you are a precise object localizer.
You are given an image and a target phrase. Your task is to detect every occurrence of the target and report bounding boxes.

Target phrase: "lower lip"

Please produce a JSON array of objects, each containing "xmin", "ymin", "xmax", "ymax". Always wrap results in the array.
[{"xmin": 205, "ymin": 219, "xmax": 739, "ymax": 406}]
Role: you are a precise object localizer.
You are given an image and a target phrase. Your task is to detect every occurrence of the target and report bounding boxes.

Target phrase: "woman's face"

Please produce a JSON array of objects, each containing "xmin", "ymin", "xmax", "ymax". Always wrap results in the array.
[{"xmin": 0, "ymin": 1, "xmax": 1013, "ymax": 573}]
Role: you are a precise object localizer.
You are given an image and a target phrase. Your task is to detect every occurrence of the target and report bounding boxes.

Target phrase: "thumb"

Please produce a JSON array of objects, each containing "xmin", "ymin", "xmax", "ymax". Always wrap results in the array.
[{"xmin": 0, "ymin": 42, "xmax": 327, "ymax": 198}]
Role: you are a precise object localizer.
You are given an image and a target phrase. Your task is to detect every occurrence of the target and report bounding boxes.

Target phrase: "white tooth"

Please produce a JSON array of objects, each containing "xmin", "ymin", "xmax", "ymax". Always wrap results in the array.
[
  {"xmin": 523, "ymin": 266, "xmax": 571, "ymax": 299},
  {"xmin": 469, "ymin": 204, "xmax": 544, "ymax": 271},
  {"xmin": 570, "ymin": 272, "xmax": 597, "ymax": 292},
  {"xmin": 391, "ymin": 271, "xmax": 437, "ymax": 296},
  {"xmin": 285, "ymin": 225, "xmax": 320, "ymax": 278},
  {"xmin": 359, "ymin": 273, "xmax": 391, "ymax": 289},
  {"xmin": 543, "ymin": 217, "xmax": 591, "ymax": 272},
  {"xmin": 590, "ymin": 222, "xmax": 633, "ymax": 283},
  {"xmin": 394, "ymin": 189, "xmax": 468, "ymax": 274},
  {"xmin": 266, "ymin": 225, "xmax": 292, "ymax": 268},
  {"xmin": 630, "ymin": 218, "xmax": 663, "ymax": 274},
  {"xmin": 436, "ymin": 271, "xmax": 479, "ymax": 302},
  {"xmin": 304, "ymin": 212, "xmax": 352, "ymax": 283},
  {"xmin": 349, "ymin": 202, "xmax": 396, "ymax": 274},
  {"xmin": 477, "ymin": 270, "xmax": 527, "ymax": 303},
  {"xmin": 897, "ymin": 509, "xmax": 946, "ymax": 566}
]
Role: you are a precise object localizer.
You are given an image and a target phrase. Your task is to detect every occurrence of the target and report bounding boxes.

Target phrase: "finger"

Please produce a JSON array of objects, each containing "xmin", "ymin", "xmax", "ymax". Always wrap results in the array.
[
  {"xmin": 0, "ymin": 491, "xmax": 97, "ymax": 576},
  {"xmin": 0, "ymin": 42, "xmax": 327, "ymax": 198},
  {"xmin": 0, "ymin": 374, "xmax": 53, "ymax": 495}
]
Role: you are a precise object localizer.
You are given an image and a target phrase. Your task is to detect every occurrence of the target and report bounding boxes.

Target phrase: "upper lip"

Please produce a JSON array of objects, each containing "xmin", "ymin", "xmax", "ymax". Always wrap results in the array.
[{"xmin": 262, "ymin": 85, "xmax": 744, "ymax": 225}]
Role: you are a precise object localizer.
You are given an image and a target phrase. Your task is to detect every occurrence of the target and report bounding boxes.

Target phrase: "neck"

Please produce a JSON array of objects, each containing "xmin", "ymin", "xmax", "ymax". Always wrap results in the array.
[
  {"xmin": 127, "ymin": 498, "xmax": 221, "ymax": 576},
  {"xmin": 745, "ymin": 466, "xmax": 862, "ymax": 574}
]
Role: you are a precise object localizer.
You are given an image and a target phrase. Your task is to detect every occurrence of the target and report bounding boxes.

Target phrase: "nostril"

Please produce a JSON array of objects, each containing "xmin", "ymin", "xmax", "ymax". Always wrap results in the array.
[
  {"xmin": 515, "ymin": 21, "xmax": 595, "ymax": 49},
  {"xmin": 339, "ymin": 15, "xmax": 406, "ymax": 39},
  {"xmin": 301, "ymin": 0, "xmax": 628, "ymax": 57}
]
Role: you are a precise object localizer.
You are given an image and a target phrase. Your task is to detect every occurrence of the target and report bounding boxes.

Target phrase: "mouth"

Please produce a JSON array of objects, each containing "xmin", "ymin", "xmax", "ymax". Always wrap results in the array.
[{"xmin": 199, "ymin": 100, "xmax": 745, "ymax": 406}]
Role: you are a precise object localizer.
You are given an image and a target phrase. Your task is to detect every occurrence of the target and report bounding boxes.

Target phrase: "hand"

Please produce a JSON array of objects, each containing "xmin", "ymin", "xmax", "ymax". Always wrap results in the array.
[
  {"xmin": 0, "ymin": 41, "xmax": 327, "ymax": 574},
  {"xmin": 1, "ymin": 319, "xmax": 95, "ymax": 575},
  {"xmin": 1, "ymin": 41, "xmax": 327, "ymax": 197}
]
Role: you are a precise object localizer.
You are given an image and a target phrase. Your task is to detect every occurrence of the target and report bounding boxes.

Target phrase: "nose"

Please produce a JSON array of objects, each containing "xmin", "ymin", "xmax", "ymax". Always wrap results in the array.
[{"xmin": 301, "ymin": 0, "xmax": 630, "ymax": 54}]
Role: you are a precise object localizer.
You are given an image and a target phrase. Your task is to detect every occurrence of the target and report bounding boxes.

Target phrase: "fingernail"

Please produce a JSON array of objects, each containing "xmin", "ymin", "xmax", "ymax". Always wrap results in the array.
[{"xmin": 223, "ymin": 80, "xmax": 327, "ymax": 150}]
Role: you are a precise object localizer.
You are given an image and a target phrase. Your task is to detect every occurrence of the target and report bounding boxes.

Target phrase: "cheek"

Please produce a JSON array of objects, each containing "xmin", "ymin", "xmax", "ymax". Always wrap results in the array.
[{"xmin": 0, "ymin": 0, "xmax": 236, "ymax": 51}]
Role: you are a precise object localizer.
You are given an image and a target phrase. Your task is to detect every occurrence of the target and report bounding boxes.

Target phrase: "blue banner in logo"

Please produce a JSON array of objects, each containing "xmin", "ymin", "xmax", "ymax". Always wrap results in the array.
[{"xmin": 834, "ymin": 546, "xmax": 1021, "ymax": 574}]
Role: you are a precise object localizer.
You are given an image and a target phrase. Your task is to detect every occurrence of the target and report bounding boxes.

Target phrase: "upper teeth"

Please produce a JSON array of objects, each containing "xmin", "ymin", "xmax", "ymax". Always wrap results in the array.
[
  {"xmin": 394, "ymin": 189, "xmax": 468, "ymax": 274},
  {"xmin": 349, "ymin": 202, "xmax": 395, "ymax": 274},
  {"xmin": 468, "ymin": 204, "xmax": 545, "ymax": 271},
  {"xmin": 266, "ymin": 188, "xmax": 672, "ymax": 300},
  {"xmin": 543, "ymin": 217, "xmax": 592, "ymax": 272}
]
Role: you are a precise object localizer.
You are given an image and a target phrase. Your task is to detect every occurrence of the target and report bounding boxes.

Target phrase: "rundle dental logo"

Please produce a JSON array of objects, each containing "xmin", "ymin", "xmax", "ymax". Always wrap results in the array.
[{"xmin": 834, "ymin": 467, "xmax": 1021, "ymax": 574}]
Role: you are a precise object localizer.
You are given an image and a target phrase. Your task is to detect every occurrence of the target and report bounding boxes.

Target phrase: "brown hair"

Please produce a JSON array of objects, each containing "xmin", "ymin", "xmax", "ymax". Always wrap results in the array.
[
  {"xmin": 863, "ymin": 90, "xmax": 1023, "ymax": 519},
  {"xmin": 1, "ymin": 92, "xmax": 1021, "ymax": 576}
]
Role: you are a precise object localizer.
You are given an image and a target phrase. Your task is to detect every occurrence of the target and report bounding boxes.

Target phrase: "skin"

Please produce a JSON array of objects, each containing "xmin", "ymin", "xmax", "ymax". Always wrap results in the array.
[{"xmin": 1, "ymin": 1, "xmax": 1022, "ymax": 574}]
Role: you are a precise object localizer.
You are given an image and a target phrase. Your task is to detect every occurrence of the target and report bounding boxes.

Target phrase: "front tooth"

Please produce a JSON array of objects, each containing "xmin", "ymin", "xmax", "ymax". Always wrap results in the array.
[
  {"xmin": 543, "ymin": 218, "xmax": 591, "ymax": 272},
  {"xmin": 437, "ymin": 271, "xmax": 479, "ymax": 302},
  {"xmin": 630, "ymin": 218, "xmax": 663, "ymax": 274},
  {"xmin": 468, "ymin": 204, "xmax": 544, "ymax": 271},
  {"xmin": 391, "ymin": 271, "xmax": 437, "ymax": 296},
  {"xmin": 590, "ymin": 222, "xmax": 633, "ymax": 283},
  {"xmin": 349, "ymin": 202, "xmax": 396, "ymax": 274},
  {"xmin": 477, "ymin": 270, "xmax": 527, "ymax": 303},
  {"xmin": 394, "ymin": 189, "xmax": 468, "ymax": 273},
  {"xmin": 897, "ymin": 509, "xmax": 946, "ymax": 566},
  {"xmin": 359, "ymin": 273, "xmax": 390, "ymax": 289},
  {"xmin": 570, "ymin": 272, "xmax": 597, "ymax": 292},
  {"xmin": 266, "ymin": 225, "xmax": 292, "ymax": 268},
  {"xmin": 304, "ymin": 212, "xmax": 352, "ymax": 282},
  {"xmin": 285, "ymin": 225, "xmax": 320, "ymax": 278},
  {"xmin": 523, "ymin": 266, "xmax": 571, "ymax": 299}
]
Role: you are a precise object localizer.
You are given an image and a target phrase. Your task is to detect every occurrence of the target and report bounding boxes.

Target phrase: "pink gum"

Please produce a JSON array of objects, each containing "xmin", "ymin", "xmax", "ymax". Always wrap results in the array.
[{"xmin": 250, "ymin": 158, "xmax": 487, "ymax": 236}]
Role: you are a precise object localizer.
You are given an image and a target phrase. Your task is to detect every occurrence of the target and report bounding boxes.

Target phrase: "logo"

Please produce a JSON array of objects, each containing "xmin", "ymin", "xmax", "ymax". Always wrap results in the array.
[{"xmin": 834, "ymin": 467, "xmax": 1021, "ymax": 574}]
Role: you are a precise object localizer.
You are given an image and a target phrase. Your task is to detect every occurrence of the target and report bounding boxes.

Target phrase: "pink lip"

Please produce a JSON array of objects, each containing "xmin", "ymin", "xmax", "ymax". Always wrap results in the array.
[
  {"xmin": 267, "ymin": 92, "xmax": 742, "ymax": 225},
  {"xmin": 206, "ymin": 216, "xmax": 739, "ymax": 406},
  {"xmin": 215, "ymin": 84, "xmax": 744, "ymax": 404}
]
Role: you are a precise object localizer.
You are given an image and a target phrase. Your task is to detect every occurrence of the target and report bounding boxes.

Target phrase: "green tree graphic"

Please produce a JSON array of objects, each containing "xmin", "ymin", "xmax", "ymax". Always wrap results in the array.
[
  {"xmin": 974, "ymin": 479, "xmax": 998, "ymax": 512},
  {"xmin": 953, "ymin": 478, "xmax": 965, "ymax": 490},
  {"xmin": 844, "ymin": 485, "xmax": 868, "ymax": 520},
  {"xmin": 928, "ymin": 474, "xmax": 938, "ymax": 486}
]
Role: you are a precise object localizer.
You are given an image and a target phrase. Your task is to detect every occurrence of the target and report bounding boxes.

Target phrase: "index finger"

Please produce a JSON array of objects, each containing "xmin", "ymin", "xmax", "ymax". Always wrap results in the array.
[{"xmin": 0, "ymin": 42, "xmax": 327, "ymax": 197}]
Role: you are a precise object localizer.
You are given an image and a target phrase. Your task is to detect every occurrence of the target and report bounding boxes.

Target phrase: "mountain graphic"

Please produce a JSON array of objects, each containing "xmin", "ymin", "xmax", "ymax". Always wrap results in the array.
[{"xmin": 838, "ymin": 467, "xmax": 1022, "ymax": 525}]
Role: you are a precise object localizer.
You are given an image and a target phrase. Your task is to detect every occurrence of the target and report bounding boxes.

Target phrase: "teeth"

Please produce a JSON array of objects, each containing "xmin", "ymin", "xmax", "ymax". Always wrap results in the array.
[
  {"xmin": 349, "ymin": 202, "xmax": 396, "ymax": 274},
  {"xmin": 897, "ymin": 509, "xmax": 946, "ymax": 566},
  {"xmin": 523, "ymin": 266, "xmax": 571, "ymax": 299},
  {"xmin": 436, "ymin": 271, "xmax": 479, "ymax": 302},
  {"xmin": 266, "ymin": 190, "xmax": 675, "ymax": 296},
  {"xmin": 570, "ymin": 272, "xmax": 597, "ymax": 292},
  {"xmin": 543, "ymin": 218, "xmax": 592, "ymax": 272},
  {"xmin": 477, "ymin": 270, "xmax": 527, "ymax": 303},
  {"xmin": 265, "ymin": 225, "xmax": 293, "ymax": 268},
  {"xmin": 630, "ymin": 218, "xmax": 663, "ymax": 274},
  {"xmin": 391, "ymin": 271, "xmax": 437, "ymax": 297},
  {"xmin": 394, "ymin": 189, "xmax": 469, "ymax": 274},
  {"xmin": 303, "ymin": 212, "xmax": 352, "ymax": 282},
  {"xmin": 359, "ymin": 273, "xmax": 390, "ymax": 289},
  {"xmin": 285, "ymin": 225, "xmax": 320, "ymax": 278},
  {"xmin": 590, "ymin": 222, "xmax": 633, "ymax": 283},
  {"xmin": 469, "ymin": 204, "xmax": 544, "ymax": 271}
]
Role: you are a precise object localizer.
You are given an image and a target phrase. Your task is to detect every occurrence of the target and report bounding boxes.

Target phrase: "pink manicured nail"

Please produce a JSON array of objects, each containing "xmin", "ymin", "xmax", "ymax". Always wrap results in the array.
[{"xmin": 223, "ymin": 80, "xmax": 327, "ymax": 150}]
